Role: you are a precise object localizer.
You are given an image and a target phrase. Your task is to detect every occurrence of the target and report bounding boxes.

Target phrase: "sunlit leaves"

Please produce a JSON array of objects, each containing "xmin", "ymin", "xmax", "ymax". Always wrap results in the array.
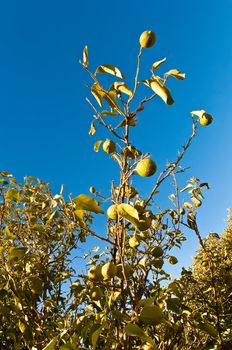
[
  {"xmin": 117, "ymin": 203, "xmax": 139, "ymax": 223},
  {"xmin": 165, "ymin": 69, "xmax": 185, "ymax": 80},
  {"xmin": 8, "ymin": 247, "xmax": 27, "ymax": 262},
  {"xmin": 110, "ymin": 81, "xmax": 132, "ymax": 96},
  {"xmin": 152, "ymin": 57, "xmax": 167, "ymax": 71},
  {"xmin": 94, "ymin": 140, "xmax": 103, "ymax": 152},
  {"xmin": 73, "ymin": 194, "xmax": 104, "ymax": 214},
  {"xmin": 89, "ymin": 121, "xmax": 96, "ymax": 136},
  {"xmin": 82, "ymin": 46, "xmax": 88, "ymax": 68},
  {"xmin": 42, "ymin": 337, "xmax": 58, "ymax": 350},
  {"xmin": 95, "ymin": 64, "xmax": 125, "ymax": 79},
  {"xmin": 142, "ymin": 78, "xmax": 174, "ymax": 105}
]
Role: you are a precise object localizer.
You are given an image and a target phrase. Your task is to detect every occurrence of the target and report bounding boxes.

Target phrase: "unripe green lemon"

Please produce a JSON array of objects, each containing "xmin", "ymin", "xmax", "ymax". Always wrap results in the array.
[
  {"xmin": 151, "ymin": 246, "xmax": 163, "ymax": 258},
  {"xmin": 136, "ymin": 159, "xmax": 157, "ymax": 177},
  {"xmin": 140, "ymin": 305, "xmax": 164, "ymax": 325},
  {"xmin": 116, "ymin": 264, "xmax": 134, "ymax": 279},
  {"xmin": 101, "ymin": 262, "xmax": 117, "ymax": 280},
  {"xmin": 151, "ymin": 257, "xmax": 164, "ymax": 269},
  {"xmin": 139, "ymin": 30, "xmax": 156, "ymax": 48},
  {"xmin": 88, "ymin": 265, "xmax": 103, "ymax": 281},
  {"xmin": 103, "ymin": 139, "xmax": 116, "ymax": 153},
  {"xmin": 129, "ymin": 235, "xmax": 140, "ymax": 248},
  {"xmin": 198, "ymin": 113, "xmax": 213, "ymax": 126},
  {"xmin": 90, "ymin": 286, "xmax": 103, "ymax": 300},
  {"xmin": 168, "ymin": 256, "xmax": 178, "ymax": 265},
  {"xmin": 107, "ymin": 204, "xmax": 118, "ymax": 220}
]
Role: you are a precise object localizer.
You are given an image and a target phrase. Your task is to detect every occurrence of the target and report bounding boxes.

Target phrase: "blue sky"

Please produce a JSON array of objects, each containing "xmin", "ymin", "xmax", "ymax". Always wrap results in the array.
[{"xmin": 0, "ymin": 0, "xmax": 231, "ymax": 274}]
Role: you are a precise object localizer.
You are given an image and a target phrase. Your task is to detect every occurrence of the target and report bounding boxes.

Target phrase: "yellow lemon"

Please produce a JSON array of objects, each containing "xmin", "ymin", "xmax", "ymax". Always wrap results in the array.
[
  {"xmin": 107, "ymin": 204, "xmax": 118, "ymax": 220},
  {"xmin": 136, "ymin": 159, "xmax": 157, "ymax": 177},
  {"xmin": 90, "ymin": 286, "xmax": 103, "ymax": 300},
  {"xmin": 139, "ymin": 30, "xmax": 156, "ymax": 48},
  {"xmin": 198, "ymin": 113, "xmax": 213, "ymax": 126},
  {"xmin": 101, "ymin": 262, "xmax": 117, "ymax": 280},
  {"xmin": 103, "ymin": 139, "xmax": 116, "ymax": 153},
  {"xmin": 88, "ymin": 265, "xmax": 103, "ymax": 281}
]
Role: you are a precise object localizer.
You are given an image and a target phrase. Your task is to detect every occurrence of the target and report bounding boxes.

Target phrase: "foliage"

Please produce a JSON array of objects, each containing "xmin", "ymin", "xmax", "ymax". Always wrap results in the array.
[{"xmin": 1, "ymin": 30, "xmax": 228, "ymax": 350}]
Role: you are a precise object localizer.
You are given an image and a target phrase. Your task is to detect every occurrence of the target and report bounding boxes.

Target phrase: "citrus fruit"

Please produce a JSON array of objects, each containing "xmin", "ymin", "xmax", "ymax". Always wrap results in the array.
[
  {"xmin": 107, "ymin": 204, "xmax": 118, "ymax": 220},
  {"xmin": 140, "ymin": 305, "xmax": 163, "ymax": 325},
  {"xmin": 136, "ymin": 159, "xmax": 157, "ymax": 177},
  {"xmin": 103, "ymin": 139, "xmax": 116, "ymax": 153},
  {"xmin": 139, "ymin": 30, "xmax": 156, "ymax": 48}
]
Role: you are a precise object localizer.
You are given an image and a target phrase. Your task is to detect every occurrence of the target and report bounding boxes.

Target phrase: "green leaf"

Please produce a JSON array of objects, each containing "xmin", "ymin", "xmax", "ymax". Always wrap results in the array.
[
  {"xmin": 198, "ymin": 323, "xmax": 218, "ymax": 338},
  {"xmin": 5, "ymin": 188, "xmax": 19, "ymax": 201},
  {"xmin": 18, "ymin": 320, "xmax": 26, "ymax": 333},
  {"xmin": 152, "ymin": 57, "xmax": 167, "ymax": 71},
  {"xmin": 142, "ymin": 78, "xmax": 174, "ymax": 105},
  {"xmin": 116, "ymin": 118, "xmax": 137, "ymax": 129},
  {"xmin": 89, "ymin": 121, "xmax": 97, "ymax": 136},
  {"xmin": 90, "ymin": 323, "xmax": 102, "ymax": 348},
  {"xmin": 5, "ymin": 226, "xmax": 16, "ymax": 240},
  {"xmin": 95, "ymin": 64, "xmax": 125, "ymax": 79},
  {"xmin": 117, "ymin": 203, "xmax": 139, "ymax": 224},
  {"xmin": 165, "ymin": 69, "xmax": 185, "ymax": 80},
  {"xmin": 59, "ymin": 344, "xmax": 75, "ymax": 350},
  {"xmin": 125, "ymin": 323, "xmax": 145, "ymax": 337},
  {"xmin": 125, "ymin": 324, "xmax": 157, "ymax": 347},
  {"xmin": 42, "ymin": 337, "xmax": 58, "ymax": 350},
  {"xmin": 73, "ymin": 194, "xmax": 104, "ymax": 214},
  {"xmin": 83, "ymin": 46, "xmax": 88, "ymax": 68},
  {"xmin": 101, "ymin": 110, "xmax": 119, "ymax": 117},
  {"xmin": 8, "ymin": 247, "xmax": 27, "ymax": 262},
  {"xmin": 110, "ymin": 82, "xmax": 132, "ymax": 96}
]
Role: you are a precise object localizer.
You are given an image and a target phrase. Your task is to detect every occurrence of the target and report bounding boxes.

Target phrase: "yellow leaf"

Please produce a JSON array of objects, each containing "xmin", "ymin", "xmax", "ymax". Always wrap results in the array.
[
  {"xmin": 110, "ymin": 82, "xmax": 132, "ymax": 96},
  {"xmin": 73, "ymin": 194, "xmax": 104, "ymax": 214},
  {"xmin": 142, "ymin": 78, "xmax": 174, "ymax": 105},
  {"xmin": 117, "ymin": 203, "xmax": 139, "ymax": 224},
  {"xmin": 95, "ymin": 64, "xmax": 125, "ymax": 79},
  {"xmin": 166, "ymin": 69, "xmax": 185, "ymax": 80},
  {"xmin": 116, "ymin": 118, "xmax": 137, "ymax": 128},
  {"xmin": 101, "ymin": 110, "xmax": 119, "ymax": 116},
  {"xmin": 83, "ymin": 46, "xmax": 88, "ymax": 68},
  {"xmin": 74, "ymin": 209, "xmax": 86, "ymax": 227},
  {"xmin": 152, "ymin": 57, "xmax": 167, "ymax": 71},
  {"xmin": 89, "ymin": 121, "xmax": 96, "ymax": 136},
  {"xmin": 42, "ymin": 337, "xmax": 58, "ymax": 350},
  {"xmin": 94, "ymin": 140, "xmax": 103, "ymax": 152},
  {"xmin": 104, "ymin": 91, "xmax": 123, "ymax": 114},
  {"xmin": 191, "ymin": 109, "xmax": 206, "ymax": 118},
  {"xmin": 91, "ymin": 83, "xmax": 105, "ymax": 107}
]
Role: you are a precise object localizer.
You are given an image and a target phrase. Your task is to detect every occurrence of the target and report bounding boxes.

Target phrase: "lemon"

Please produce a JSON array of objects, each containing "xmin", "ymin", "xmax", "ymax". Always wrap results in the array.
[
  {"xmin": 151, "ymin": 257, "xmax": 164, "ymax": 269},
  {"xmin": 101, "ymin": 262, "xmax": 117, "ymax": 280},
  {"xmin": 103, "ymin": 139, "xmax": 116, "ymax": 153},
  {"xmin": 151, "ymin": 246, "xmax": 163, "ymax": 258},
  {"xmin": 90, "ymin": 286, "xmax": 103, "ymax": 300},
  {"xmin": 198, "ymin": 113, "xmax": 213, "ymax": 126},
  {"xmin": 136, "ymin": 159, "xmax": 157, "ymax": 177},
  {"xmin": 88, "ymin": 265, "xmax": 103, "ymax": 281},
  {"xmin": 140, "ymin": 305, "xmax": 163, "ymax": 325},
  {"xmin": 168, "ymin": 256, "xmax": 178, "ymax": 265},
  {"xmin": 139, "ymin": 30, "xmax": 156, "ymax": 48},
  {"xmin": 107, "ymin": 204, "xmax": 118, "ymax": 220}
]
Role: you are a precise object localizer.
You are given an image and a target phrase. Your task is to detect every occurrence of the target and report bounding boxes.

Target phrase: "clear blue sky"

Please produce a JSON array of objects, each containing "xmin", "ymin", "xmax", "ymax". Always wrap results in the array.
[{"xmin": 1, "ymin": 0, "xmax": 231, "ymax": 274}]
